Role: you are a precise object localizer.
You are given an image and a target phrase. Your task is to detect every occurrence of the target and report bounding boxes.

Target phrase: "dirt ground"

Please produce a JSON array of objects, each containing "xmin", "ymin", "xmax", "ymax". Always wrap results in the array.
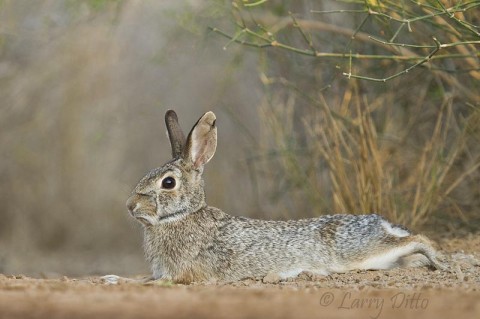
[{"xmin": 1, "ymin": 235, "xmax": 479, "ymax": 319}]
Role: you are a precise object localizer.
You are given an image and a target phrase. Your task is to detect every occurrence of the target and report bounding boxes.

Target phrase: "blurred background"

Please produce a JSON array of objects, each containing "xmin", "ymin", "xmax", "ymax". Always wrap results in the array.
[{"xmin": 0, "ymin": 0, "xmax": 478, "ymax": 277}]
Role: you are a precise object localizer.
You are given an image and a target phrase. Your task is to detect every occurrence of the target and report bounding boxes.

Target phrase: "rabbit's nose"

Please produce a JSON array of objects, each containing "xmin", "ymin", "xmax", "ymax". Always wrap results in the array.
[{"xmin": 126, "ymin": 195, "xmax": 139, "ymax": 214}]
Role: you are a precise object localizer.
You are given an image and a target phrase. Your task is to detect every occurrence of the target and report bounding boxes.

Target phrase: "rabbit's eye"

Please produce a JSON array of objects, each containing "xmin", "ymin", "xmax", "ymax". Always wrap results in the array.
[{"xmin": 161, "ymin": 176, "xmax": 176, "ymax": 189}]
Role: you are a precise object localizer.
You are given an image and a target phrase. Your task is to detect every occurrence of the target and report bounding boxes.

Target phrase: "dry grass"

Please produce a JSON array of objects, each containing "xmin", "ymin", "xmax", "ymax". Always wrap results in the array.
[{"xmin": 254, "ymin": 78, "xmax": 479, "ymax": 228}]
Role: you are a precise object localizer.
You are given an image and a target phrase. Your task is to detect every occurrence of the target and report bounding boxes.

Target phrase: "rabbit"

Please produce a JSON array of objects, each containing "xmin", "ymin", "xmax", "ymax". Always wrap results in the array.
[{"xmin": 125, "ymin": 110, "xmax": 446, "ymax": 284}]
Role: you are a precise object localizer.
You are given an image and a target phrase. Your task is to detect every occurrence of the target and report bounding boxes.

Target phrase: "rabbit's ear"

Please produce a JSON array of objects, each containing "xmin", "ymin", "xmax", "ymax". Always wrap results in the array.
[
  {"xmin": 165, "ymin": 110, "xmax": 186, "ymax": 158},
  {"xmin": 183, "ymin": 111, "xmax": 217, "ymax": 169}
]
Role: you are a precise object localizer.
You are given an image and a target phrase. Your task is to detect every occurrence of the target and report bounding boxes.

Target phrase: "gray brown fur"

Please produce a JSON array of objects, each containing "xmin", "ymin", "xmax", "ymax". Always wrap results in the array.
[{"xmin": 126, "ymin": 110, "xmax": 445, "ymax": 284}]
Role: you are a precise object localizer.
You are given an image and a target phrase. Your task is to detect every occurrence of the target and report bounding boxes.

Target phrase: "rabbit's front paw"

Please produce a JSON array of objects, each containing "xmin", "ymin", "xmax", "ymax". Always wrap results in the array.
[
  {"xmin": 100, "ymin": 275, "xmax": 154, "ymax": 285},
  {"xmin": 100, "ymin": 274, "xmax": 123, "ymax": 285}
]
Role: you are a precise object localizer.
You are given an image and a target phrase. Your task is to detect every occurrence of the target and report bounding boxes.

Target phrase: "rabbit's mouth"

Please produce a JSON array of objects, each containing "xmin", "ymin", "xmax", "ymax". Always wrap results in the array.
[{"xmin": 134, "ymin": 214, "xmax": 158, "ymax": 226}]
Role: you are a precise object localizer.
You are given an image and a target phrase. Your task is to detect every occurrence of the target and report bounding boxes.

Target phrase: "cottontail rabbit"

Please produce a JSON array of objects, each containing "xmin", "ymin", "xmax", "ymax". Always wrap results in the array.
[{"xmin": 126, "ymin": 110, "xmax": 445, "ymax": 284}]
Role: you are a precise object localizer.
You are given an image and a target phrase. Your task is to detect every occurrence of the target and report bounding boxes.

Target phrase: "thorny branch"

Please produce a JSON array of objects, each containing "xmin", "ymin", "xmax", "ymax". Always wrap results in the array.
[{"xmin": 210, "ymin": 0, "xmax": 480, "ymax": 89}]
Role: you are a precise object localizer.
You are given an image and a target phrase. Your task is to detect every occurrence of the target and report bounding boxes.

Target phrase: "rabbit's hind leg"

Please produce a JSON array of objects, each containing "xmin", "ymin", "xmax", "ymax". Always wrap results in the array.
[
  {"xmin": 401, "ymin": 234, "xmax": 447, "ymax": 271},
  {"xmin": 351, "ymin": 235, "xmax": 446, "ymax": 271},
  {"xmin": 398, "ymin": 253, "xmax": 430, "ymax": 268}
]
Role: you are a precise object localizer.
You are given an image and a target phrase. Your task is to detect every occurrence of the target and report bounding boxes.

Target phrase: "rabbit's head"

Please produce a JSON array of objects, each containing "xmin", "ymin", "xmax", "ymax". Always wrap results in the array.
[{"xmin": 126, "ymin": 110, "xmax": 217, "ymax": 226}]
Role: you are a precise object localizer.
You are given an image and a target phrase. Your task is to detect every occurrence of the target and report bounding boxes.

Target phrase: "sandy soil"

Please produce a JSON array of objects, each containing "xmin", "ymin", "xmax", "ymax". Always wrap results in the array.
[{"xmin": 1, "ymin": 235, "xmax": 479, "ymax": 319}]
